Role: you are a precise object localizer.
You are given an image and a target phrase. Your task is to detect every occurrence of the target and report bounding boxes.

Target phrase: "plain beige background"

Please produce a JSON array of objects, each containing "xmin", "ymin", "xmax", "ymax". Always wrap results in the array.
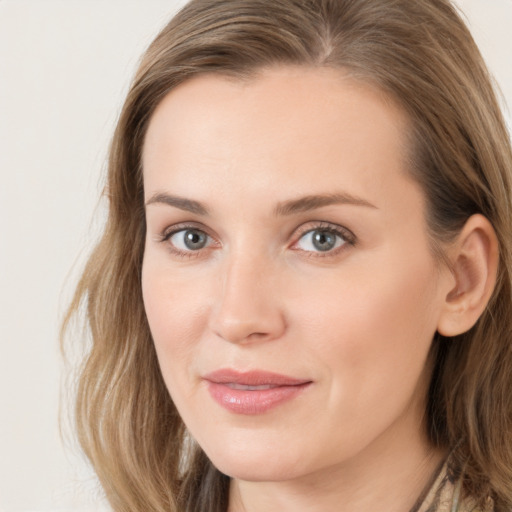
[{"xmin": 0, "ymin": 1, "xmax": 510, "ymax": 511}]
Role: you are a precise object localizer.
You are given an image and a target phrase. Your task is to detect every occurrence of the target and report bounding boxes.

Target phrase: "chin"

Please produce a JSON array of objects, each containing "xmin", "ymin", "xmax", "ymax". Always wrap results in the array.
[
  {"xmin": 212, "ymin": 456, "xmax": 304, "ymax": 482},
  {"xmin": 199, "ymin": 434, "xmax": 314, "ymax": 482}
]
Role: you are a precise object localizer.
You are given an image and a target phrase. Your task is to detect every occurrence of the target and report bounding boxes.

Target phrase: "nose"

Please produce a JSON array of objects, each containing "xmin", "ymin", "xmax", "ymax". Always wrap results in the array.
[{"xmin": 209, "ymin": 253, "xmax": 287, "ymax": 345}]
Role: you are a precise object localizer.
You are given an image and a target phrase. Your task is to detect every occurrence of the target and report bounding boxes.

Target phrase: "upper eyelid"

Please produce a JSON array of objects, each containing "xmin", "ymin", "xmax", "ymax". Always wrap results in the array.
[
  {"xmin": 292, "ymin": 221, "xmax": 356, "ymax": 243},
  {"xmin": 161, "ymin": 221, "xmax": 212, "ymax": 240}
]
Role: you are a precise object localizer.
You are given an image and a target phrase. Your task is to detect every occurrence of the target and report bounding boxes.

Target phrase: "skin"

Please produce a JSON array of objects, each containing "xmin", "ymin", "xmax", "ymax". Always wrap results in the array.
[{"xmin": 141, "ymin": 66, "xmax": 456, "ymax": 512}]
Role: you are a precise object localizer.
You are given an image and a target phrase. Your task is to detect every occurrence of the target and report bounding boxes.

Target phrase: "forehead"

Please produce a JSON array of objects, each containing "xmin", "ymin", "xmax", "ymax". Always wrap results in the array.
[{"xmin": 142, "ymin": 66, "xmax": 419, "ymax": 214}]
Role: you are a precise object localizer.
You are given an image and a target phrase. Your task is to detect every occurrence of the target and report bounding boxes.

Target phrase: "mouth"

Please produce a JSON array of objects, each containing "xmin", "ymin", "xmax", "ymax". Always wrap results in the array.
[
  {"xmin": 203, "ymin": 369, "xmax": 312, "ymax": 415},
  {"xmin": 224, "ymin": 383, "xmax": 282, "ymax": 390}
]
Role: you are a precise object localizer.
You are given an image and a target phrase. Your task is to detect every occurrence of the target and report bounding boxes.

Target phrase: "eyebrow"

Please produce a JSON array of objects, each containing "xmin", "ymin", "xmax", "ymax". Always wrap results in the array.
[
  {"xmin": 145, "ymin": 193, "xmax": 210, "ymax": 216},
  {"xmin": 274, "ymin": 193, "xmax": 377, "ymax": 216},
  {"xmin": 144, "ymin": 191, "xmax": 377, "ymax": 216}
]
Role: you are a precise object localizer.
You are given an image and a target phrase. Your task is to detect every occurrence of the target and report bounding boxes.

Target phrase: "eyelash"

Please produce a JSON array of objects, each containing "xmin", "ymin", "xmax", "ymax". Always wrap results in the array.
[
  {"xmin": 158, "ymin": 221, "xmax": 356, "ymax": 259},
  {"xmin": 159, "ymin": 222, "xmax": 217, "ymax": 260},
  {"xmin": 291, "ymin": 222, "xmax": 356, "ymax": 257}
]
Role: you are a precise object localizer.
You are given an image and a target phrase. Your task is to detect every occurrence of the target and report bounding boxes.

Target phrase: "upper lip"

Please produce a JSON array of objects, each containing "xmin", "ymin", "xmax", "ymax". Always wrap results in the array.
[{"xmin": 203, "ymin": 369, "xmax": 311, "ymax": 386}]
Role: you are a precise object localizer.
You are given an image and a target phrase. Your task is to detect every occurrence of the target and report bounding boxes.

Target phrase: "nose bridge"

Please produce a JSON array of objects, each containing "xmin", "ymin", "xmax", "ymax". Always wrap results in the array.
[{"xmin": 210, "ymin": 245, "xmax": 286, "ymax": 344}]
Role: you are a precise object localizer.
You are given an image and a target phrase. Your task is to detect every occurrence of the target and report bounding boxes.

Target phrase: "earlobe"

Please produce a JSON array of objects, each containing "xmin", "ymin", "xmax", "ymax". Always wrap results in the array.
[{"xmin": 437, "ymin": 214, "xmax": 499, "ymax": 337}]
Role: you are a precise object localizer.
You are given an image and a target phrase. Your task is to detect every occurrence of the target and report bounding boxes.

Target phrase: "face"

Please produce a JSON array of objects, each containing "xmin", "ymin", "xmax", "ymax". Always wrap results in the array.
[{"xmin": 141, "ymin": 67, "xmax": 450, "ymax": 483}]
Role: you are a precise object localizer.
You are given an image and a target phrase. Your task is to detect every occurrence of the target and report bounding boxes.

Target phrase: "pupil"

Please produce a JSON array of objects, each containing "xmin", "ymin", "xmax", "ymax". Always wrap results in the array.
[
  {"xmin": 313, "ymin": 231, "xmax": 335, "ymax": 251},
  {"xmin": 184, "ymin": 230, "xmax": 206, "ymax": 249}
]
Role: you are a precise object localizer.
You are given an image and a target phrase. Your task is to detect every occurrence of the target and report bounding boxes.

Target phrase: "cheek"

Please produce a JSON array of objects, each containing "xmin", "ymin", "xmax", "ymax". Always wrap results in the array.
[
  {"xmin": 292, "ymin": 250, "xmax": 440, "ymax": 400},
  {"xmin": 141, "ymin": 259, "xmax": 210, "ymax": 384},
  {"xmin": 278, "ymin": 256, "xmax": 440, "ymax": 461}
]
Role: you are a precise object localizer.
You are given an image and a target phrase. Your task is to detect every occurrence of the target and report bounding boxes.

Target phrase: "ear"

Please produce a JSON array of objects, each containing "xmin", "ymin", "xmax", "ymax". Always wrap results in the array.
[{"xmin": 437, "ymin": 214, "xmax": 499, "ymax": 337}]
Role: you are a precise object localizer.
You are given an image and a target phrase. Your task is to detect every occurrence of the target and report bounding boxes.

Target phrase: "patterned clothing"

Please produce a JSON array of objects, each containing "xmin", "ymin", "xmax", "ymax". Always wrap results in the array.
[{"xmin": 412, "ymin": 460, "xmax": 494, "ymax": 512}]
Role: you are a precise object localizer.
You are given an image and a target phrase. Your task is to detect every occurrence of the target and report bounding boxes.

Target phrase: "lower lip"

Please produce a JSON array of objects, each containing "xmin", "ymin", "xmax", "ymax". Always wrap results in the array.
[{"xmin": 206, "ymin": 382, "xmax": 311, "ymax": 415}]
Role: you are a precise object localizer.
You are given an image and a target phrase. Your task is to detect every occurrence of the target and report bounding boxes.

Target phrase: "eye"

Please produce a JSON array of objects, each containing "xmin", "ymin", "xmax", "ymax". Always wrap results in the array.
[
  {"xmin": 295, "ymin": 228, "xmax": 348, "ymax": 253},
  {"xmin": 167, "ymin": 228, "xmax": 211, "ymax": 252}
]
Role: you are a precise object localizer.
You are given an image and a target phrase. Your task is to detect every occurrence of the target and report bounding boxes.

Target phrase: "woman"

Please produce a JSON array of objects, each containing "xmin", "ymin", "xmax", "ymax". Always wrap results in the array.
[{"xmin": 63, "ymin": 0, "xmax": 512, "ymax": 511}]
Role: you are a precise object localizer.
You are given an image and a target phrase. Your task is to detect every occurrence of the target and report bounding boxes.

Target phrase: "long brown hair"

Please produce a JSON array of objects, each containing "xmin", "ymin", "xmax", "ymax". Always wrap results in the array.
[{"xmin": 62, "ymin": 1, "xmax": 512, "ymax": 511}]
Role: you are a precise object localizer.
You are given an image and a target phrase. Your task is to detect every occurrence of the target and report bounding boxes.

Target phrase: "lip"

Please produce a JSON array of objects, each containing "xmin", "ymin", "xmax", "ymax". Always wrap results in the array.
[{"xmin": 203, "ymin": 369, "xmax": 312, "ymax": 415}]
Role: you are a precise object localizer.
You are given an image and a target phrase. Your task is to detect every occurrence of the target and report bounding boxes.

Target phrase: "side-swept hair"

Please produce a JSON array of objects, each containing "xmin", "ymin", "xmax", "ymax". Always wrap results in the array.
[{"xmin": 62, "ymin": 1, "xmax": 512, "ymax": 511}]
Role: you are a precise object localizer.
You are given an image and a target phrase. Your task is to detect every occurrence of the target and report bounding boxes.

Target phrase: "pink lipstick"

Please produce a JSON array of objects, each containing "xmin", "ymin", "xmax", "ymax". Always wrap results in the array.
[{"xmin": 203, "ymin": 369, "xmax": 311, "ymax": 415}]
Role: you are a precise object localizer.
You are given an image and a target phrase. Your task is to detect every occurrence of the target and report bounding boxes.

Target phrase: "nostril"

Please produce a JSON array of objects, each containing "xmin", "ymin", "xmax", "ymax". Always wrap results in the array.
[{"xmin": 246, "ymin": 331, "xmax": 274, "ymax": 342}]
